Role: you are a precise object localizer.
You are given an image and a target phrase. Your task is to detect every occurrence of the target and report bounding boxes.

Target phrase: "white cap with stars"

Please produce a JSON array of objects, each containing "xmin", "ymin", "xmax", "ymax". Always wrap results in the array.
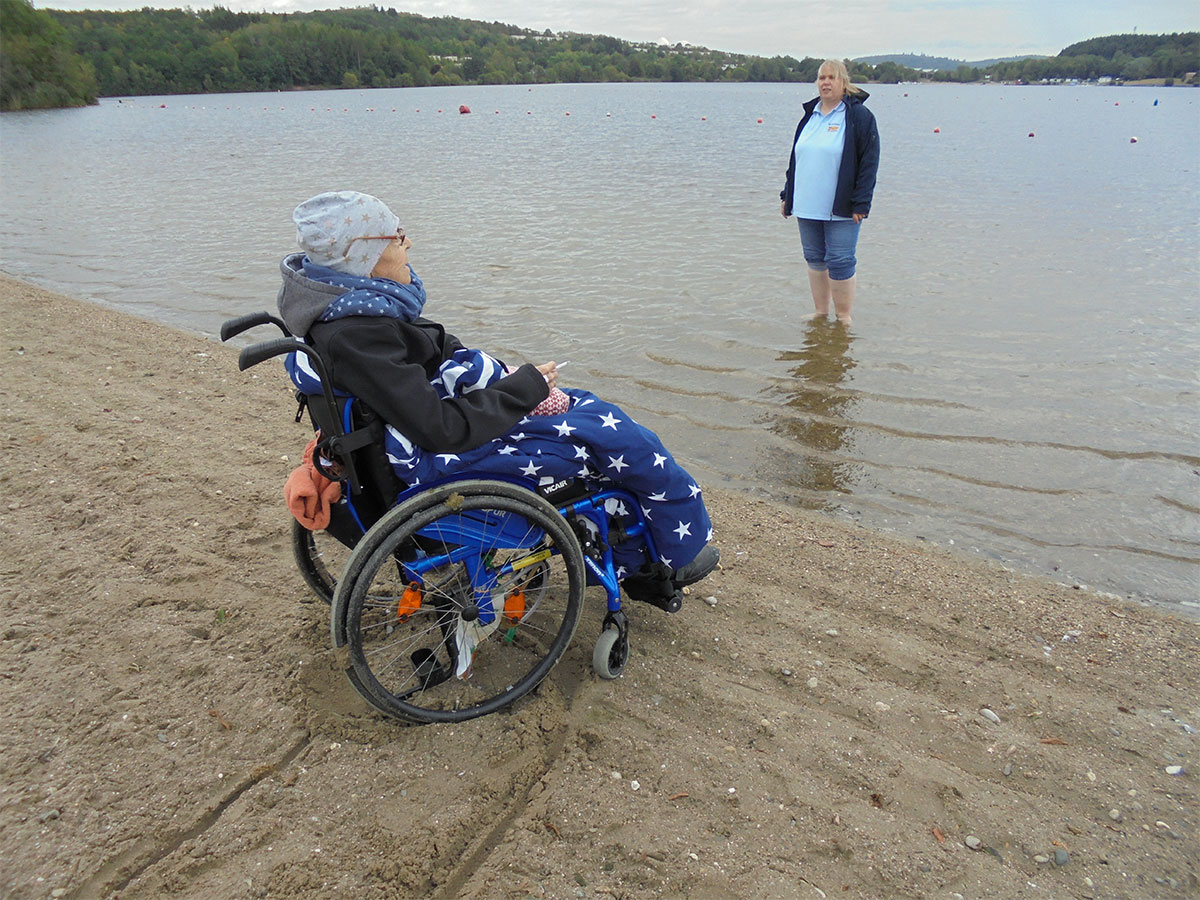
[{"xmin": 293, "ymin": 190, "xmax": 400, "ymax": 277}]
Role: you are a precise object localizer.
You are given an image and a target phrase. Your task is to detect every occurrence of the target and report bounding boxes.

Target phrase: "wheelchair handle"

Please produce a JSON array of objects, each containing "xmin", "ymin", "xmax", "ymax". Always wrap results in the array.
[
  {"xmin": 238, "ymin": 337, "xmax": 305, "ymax": 371},
  {"xmin": 220, "ymin": 311, "xmax": 290, "ymax": 342}
]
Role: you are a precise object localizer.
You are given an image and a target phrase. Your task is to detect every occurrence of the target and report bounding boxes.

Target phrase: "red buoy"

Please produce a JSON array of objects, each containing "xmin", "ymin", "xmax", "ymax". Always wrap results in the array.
[
  {"xmin": 459, "ymin": 105, "xmax": 470, "ymax": 114},
  {"xmin": 756, "ymin": 118, "xmax": 763, "ymax": 123},
  {"xmin": 933, "ymin": 127, "xmax": 941, "ymax": 133}
]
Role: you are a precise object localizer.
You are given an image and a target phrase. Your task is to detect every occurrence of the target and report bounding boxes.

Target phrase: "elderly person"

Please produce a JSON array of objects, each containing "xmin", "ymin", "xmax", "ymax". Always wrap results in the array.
[
  {"xmin": 781, "ymin": 58, "xmax": 880, "ymax": 324},
  {"xmin": 276, "ymin": 190, "xmax": 718, "ymax": 601}
]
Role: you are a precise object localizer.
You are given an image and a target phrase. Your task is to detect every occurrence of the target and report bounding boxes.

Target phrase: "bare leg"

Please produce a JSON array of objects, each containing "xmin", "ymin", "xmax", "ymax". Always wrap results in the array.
[
  {"xmin": 831, "ymin": 275, "xmax": 856, "ymax": 324},
  {"xmin": 807, "ymin": 267, "xmax": 832, "ymax": 317}
]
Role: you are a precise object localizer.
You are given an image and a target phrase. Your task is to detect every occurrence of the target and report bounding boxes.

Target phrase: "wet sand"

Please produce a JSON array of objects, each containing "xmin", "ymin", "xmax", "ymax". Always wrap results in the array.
[{"xmin": 1, "ymin": 275, "xmax": 1196, "ymax": 900}]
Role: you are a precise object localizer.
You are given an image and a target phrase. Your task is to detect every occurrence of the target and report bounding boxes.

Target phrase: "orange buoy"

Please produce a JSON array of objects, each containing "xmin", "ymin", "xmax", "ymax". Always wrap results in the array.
[
  {"xmin": 459, "ymin": 104, "xmax": 470, "ymax": 114},
  {"xmin": 933, "ymin": 127, "xmax": 940, "ymax": 133},
  {"xmin": 756, "ymin": 118, "xmax": 763, "ymax": 123}
]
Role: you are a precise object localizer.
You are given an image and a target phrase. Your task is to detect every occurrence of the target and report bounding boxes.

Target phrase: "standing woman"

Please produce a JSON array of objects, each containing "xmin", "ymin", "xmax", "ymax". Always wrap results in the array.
[{"xmin": 781, "ymin": 59, "xmax": 880, "ymax": 324}]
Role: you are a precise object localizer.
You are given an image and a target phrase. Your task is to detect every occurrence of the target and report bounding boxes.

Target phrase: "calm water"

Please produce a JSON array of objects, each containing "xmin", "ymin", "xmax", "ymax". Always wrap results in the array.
[{"xmin": 2, "ymin": 82, "xmax": 1197, "ymax": 611}]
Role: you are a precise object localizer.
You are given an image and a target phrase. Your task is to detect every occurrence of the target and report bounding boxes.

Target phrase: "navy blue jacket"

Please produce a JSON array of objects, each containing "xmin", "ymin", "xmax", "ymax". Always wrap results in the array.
[{"xmin": 781, "ymin": 91, "xmax": 879, "ymax": 219}]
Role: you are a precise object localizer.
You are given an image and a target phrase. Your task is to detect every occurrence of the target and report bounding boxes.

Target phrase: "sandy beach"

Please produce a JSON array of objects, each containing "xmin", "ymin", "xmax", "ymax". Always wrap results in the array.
[{"xmin": 0, "ymin": 274, "xmax": 1196, "ymax": 900}]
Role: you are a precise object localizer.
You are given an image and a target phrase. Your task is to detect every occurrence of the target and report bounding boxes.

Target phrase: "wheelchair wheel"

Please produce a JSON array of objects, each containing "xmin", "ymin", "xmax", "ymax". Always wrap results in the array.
[
  {"xmin": 335, "ymin": 480, "xmax": 586, "ymax": 724},
  {"xmin": 292, "ymin": 519, "xmax": 350, "ymax": 604},
  {"xmin": 592, "ymin": 626, "xmax": 628, "ymax": 680}
]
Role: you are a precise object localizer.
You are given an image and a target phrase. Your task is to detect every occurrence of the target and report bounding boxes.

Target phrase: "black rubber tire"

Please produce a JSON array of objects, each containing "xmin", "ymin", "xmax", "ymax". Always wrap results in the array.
[
  {"xmin": 292, "ymin": 519, "xmax": 348, "ymax": 604},
  {"xmin": 335, "ymin": 480, "xmax": 586, "ymax": 724}
]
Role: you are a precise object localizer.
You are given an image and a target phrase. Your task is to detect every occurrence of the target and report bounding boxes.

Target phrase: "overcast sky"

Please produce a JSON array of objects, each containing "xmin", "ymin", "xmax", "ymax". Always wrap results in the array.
[{"xmin": 39, "ymin": 0, "xmax": 1200, "ymax": 60}]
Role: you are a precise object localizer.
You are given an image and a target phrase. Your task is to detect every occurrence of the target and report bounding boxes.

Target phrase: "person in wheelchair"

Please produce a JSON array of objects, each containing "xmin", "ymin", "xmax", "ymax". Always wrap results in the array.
[{"xmin": 277, "ymin": 190, "xmax": 719, "ymax": 600}]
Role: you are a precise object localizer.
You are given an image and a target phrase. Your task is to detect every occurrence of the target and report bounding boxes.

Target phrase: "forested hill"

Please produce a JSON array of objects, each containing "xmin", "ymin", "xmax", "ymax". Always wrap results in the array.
[
  {"xmin": 0, "ymin": 0, "xmax": 98, "ymax": 110},
  {"xmin": 854, "ymin": 53, "xmax": 1046, "ymax": 70},
  {"xmin": 1, "ymin": 0, "xmax": 1196, "ymax": 111}
]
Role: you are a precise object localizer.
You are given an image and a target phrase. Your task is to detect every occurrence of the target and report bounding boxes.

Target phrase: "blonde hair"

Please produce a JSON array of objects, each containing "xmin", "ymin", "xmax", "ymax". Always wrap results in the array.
[{"xmin": 819, "ymin": 58, "xmax": 864, "ymax": 96}]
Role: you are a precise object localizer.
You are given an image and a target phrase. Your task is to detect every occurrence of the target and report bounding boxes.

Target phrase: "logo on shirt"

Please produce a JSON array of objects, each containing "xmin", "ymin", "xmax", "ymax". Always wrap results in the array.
[{"xmin": 827, "ymin": 125, "xmax": 840, "ymax": 132}]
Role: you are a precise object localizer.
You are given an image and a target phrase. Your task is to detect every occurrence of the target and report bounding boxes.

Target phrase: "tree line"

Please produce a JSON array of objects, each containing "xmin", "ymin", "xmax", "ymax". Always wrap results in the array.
[{"xmin": 1, "ymin": 0, "xmax": 1196, "ymax": 111}]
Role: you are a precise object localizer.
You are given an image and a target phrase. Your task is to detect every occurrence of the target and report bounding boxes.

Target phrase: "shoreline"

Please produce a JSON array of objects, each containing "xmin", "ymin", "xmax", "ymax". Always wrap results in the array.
[{"xmin": 1, "ymin": 275, "xmax": 1196, "ymax": 899}]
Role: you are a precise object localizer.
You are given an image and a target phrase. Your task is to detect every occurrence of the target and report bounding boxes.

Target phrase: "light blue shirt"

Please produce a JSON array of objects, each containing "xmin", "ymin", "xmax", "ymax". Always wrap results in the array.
[{"xmin": 791, "ymin": 101, "xmax": 851, "ymax": 221}]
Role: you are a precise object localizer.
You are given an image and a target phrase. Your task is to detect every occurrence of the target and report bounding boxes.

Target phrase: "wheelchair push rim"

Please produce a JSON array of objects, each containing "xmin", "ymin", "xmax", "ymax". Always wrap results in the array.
[{"xmin": 333, "ymin": 480, "xmax": 586, "ymax": 724}]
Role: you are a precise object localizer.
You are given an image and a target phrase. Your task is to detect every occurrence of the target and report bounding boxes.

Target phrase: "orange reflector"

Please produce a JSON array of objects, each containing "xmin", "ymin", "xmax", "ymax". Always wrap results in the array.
[
  {"xmin": 397, "ymin": 582, "xmax": 422, "ymax": 621},
  {"xmin": 504, "ymin": 588, "xmax": 526, "ymax": 623}
]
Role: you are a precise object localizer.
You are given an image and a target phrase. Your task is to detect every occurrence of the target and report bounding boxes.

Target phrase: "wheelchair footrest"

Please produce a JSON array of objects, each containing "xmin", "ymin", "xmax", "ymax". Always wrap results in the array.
[{"xmin": 621, "ymin": 567, "xmax": 684, "ymax": 614}]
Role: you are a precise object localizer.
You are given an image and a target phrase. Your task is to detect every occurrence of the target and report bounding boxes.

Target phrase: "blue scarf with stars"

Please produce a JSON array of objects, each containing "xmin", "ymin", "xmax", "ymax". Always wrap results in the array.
[{"xmin": 302, "ymin": 258, "xmax": 427, "ymax": 324}]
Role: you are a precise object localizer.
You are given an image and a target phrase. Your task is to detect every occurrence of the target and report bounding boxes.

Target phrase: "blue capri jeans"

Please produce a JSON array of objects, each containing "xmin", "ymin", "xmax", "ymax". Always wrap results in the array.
[{"xmin": 797, "ymin": 218, "xmax": 861, "ymax": 281}]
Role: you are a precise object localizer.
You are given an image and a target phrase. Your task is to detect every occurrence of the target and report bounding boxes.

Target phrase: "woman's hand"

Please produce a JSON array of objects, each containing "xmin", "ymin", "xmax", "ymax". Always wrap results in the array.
[
  {"xmin": 536, "ymin": 361, "xmax": 558, "ymax": 389},
  {"xmin": 853, "ymin": 213, "xmax": 866, "ymax": 224},
  {"xmin": 781, "ymin": 200, "xmax": 789, "ymax": 218}
]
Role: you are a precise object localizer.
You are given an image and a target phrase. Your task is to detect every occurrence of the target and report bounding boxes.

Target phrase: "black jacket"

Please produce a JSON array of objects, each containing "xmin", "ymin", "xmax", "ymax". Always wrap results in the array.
[
  {"xmin": 277, "ymin": 253, "xmax": 548, "ymax": 453},
  {"xmin": 781, "ymin": 91, "xmax": 879, "ymax": 219}
]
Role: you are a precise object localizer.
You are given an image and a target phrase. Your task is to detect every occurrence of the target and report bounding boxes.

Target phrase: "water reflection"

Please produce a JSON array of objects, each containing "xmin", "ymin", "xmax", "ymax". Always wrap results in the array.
[{"xmin": 769, "ymin": 319, "xmax": 860, "ymax": 502}]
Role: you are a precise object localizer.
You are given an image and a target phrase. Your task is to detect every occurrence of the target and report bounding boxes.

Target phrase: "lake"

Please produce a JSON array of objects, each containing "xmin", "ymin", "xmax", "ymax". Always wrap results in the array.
[{"xmin": 1, "ymin": 81, "xmax": 1197, "ymax": 612}]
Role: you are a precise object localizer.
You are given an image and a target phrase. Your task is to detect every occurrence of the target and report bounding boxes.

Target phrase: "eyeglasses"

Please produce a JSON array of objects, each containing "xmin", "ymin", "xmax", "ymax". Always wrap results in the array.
[{"xmin": 344, "ymin": 229, "xmax": 406, "ymax": 254}]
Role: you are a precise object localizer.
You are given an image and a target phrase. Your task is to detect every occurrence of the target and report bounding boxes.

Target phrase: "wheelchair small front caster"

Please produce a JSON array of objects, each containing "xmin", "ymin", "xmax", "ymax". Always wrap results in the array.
[{"xmin": 593, "ymin": 626, "xmax": 629, "ymax": 679}]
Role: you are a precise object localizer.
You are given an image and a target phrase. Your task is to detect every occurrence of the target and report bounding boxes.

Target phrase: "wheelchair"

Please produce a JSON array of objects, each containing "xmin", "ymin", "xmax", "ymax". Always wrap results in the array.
[{"xmin": 221, "ymin": 312, "xmax": 686, "ymax": 724}]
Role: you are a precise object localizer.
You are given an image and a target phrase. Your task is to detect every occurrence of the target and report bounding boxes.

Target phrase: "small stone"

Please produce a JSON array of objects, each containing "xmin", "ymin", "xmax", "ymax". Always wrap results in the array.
[
  {"xmin": 39, "ymin": 809, "xmax": 60, "ymax": 823},
  {"xmin": 51, "ymin": 891, "xmax": 67, "ymax": 898},
  {"xmin": 1165, "ymin": 765, "xmax": 1184, "ymax": 775},
  {"xmin": 806, "ymin": 677, "xmax": 819, "ymax": 689},
  {"xmin": 980, "ymin": 708, "xmax": 1001, "ymax": 725},
  {"xmin": 1108, "ymin": 808, "xmax": 1123, "ymax": 822},
  {"xmin": 781, "ymin": 668, "xmax": 792, "ymax": 677},
  {"xmin": 610, "ymin": 771, "xmax": 622, "ymax": 781},
  {"xmin": 1033, "ymin": 854, "xmax": 1051, "ymax": 864},
  {"xmin": 964, "ymin": 835, "xmax": 983, "ymax": 850},
  {"xmin": 1002, "ymin": 763, "xmax": 1013, "ymax": 777},
  {"xmin": 1086, "ymin": 770, "xmax": 1096, "ymax": 782},
  {"xmin": 1054, "ymin": 848, "xmax": 1070, "ymax": 866},
  {"xmin": 825, "ymin": 628, "xmax": 839, "ymax": 637},
  {"xmin": 875, "ymin": 701, "xmax": 891, "ymax": 712},
  {"xmin": 630, "ymin": 780, "xmax": 640, "ymax": 791}
]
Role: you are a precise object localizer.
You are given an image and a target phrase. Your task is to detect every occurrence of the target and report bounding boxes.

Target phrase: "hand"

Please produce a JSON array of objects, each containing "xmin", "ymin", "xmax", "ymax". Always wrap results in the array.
[
  {"xmin": 536, "ymin": 361, "xmax": 558, "ymax": 389},
  {"xmin": 781, "ymin": 200, "xmax": 788, "ymax": 218},
  {"xmin": 853, "ymin": 213, "xmax": 866, "ymax": 224}
]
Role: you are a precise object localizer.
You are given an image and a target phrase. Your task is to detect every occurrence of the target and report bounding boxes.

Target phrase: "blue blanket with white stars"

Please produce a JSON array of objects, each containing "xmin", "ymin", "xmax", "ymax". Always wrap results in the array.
[{"xmin": 285, "ymin": 348, "xmax": 711, "ymax": 575}]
